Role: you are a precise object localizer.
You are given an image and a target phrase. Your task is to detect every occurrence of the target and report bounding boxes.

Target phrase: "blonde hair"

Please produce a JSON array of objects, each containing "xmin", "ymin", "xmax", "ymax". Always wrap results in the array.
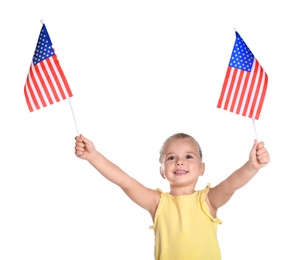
[{"xmin": 159, "ymin": 133, "xmax": 202, "ymax": 163}]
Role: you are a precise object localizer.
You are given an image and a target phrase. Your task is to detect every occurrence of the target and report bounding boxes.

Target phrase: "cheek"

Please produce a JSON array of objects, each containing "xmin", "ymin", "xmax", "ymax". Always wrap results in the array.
[
  {"xmin": 190, "ymin": 163, "xmax": 202, "ymax": 171},
  {"xmin": 160, "ymin": 167, "xmax": 166, "ymax": 179}
]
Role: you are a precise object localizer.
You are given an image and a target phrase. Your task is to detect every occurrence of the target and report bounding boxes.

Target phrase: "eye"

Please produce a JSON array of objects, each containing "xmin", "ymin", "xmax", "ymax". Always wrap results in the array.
[
  {"xmin": 186, "ymin": 154, "xmax": 193, "ymax": 159},
  {"xmin": 167, "ymin": 156, "xmax": 175, "ymax": 161}
]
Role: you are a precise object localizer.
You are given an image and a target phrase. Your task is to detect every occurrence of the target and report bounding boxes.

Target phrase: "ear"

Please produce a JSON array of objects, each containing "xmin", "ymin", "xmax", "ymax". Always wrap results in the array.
[
  {"xmin": 160, "ymin": 166, "xmax": 165, "ymax": 179},
  {"xmin": 199, "ymin": 162, "xmax": 205, "ymax": 176}
]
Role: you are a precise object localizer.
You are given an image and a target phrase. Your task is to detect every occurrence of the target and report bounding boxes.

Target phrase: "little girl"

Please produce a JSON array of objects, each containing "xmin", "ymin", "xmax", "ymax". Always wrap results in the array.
[{"xmin": 75, "ymin": 132, "xmax": 270, "ymax": 259}]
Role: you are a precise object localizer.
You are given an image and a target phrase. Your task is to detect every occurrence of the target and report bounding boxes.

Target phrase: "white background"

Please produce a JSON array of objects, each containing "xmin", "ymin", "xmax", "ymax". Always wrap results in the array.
[{"xmin": 1, "ymin": 1, "xmax": 294, "ymax": 259}]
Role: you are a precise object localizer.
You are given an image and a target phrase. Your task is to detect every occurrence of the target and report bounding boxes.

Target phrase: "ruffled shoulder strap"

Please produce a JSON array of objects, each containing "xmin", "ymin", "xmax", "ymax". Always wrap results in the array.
[{"xmin": 199, "ymin": 184, "xmax": 222, "ymax": 224}]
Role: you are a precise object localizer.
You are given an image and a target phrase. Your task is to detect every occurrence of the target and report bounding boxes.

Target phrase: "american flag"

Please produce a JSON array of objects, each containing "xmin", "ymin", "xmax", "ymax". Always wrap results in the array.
[
  {"xmin": 217, "ymin": 31, "xmax": 268, "ymax": 120},
  {"xmin": 24, "ymin": 24, "xmax": 73, "ymax": 112}
]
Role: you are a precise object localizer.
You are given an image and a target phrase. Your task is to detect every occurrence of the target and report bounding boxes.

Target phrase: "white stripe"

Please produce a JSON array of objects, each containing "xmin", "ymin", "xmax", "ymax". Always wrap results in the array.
[
  {"xmin": 31, "ymin": 64, "xmax": 51, "ymax": 107},
  {"xmin": 26, "ymin": 66, "xmax": 48, "ymax": 110},
  {"xmin": 43, "ymin": 59, "xmax": 63, "ymax": 101},
  {"xmin": 252, "ymin": 70, "xmax": 266, "ymax": 119},
  {"xmin": 36, "ymin": 62, "xmax": 60, "ymax": 103},
  {"xmin": 226, "ymin": 69, "xmax": 241, "ymax": 111},
  {"xmin": 220, "ymin": 68, "xmax": 234, "ymax": 109},
  {"xmin": 245, "ymin": 61, "xmax": 261, "ymax": 118},
  {"xmin": 239, "ymin": 59, "xmax": 257, "ymax": 116},
  {"xmin": 24, "ymin": 77, "xmax": 38, "ymax": 111},
  {"xmin": 49, "ymin": 56, "xmax": 70, "ymax": 99},
  {"xmin": 232, "ymin": 71, "xmax": 247, "ymax": 114}
]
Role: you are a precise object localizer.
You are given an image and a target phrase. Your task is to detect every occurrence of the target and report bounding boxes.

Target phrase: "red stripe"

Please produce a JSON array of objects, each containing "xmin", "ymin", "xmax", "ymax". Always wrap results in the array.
[
  {"xmin": 255, "ymin": 73, "xmax": 268, "ymax": 120},
  {"xmin": 229, "ymin": 69, "xmax": 244, "ymax": 112},
  {"xmin": 224, "ymin": 68, "xmax": 238, "ymax": 110},
  {"xmin": 35, "ymin": 63, "xmax": 54, "ymax": 105},
  {"xmin": 248, "ymin": 64, "xmax": 263, "ymax": 119},
  {"xmin": 25, "ymin": 68, "xmax": 38, "ymax": 110},
  {"xmin": 27, "ymin": 65, "xmax": 48, "ymax": 109},
  {"xmin": 242, "ymin": 61, "xmax": 259, "ymax": 117},
  {"xmin": 31, "ymin": 65, "xmax": 48, "ymax": 108},
  {"xmin": 24, "ymin": 70, "xmax": 38, "ymax": 112},
  {"xmin": 235, "ymin": 71, "xmax": 251, "ymax": 115},
  {"xmin": 39, "ymin": 61, "xmax": 59, "ymax": 103},
  {"xmin": 46, "ymin": 57, "xmax": 66, "ymax": 99},
  {"xmin": 52, "ymin": 55, "xmax": 73, "ymax": 97},
  {"xmin": 24, "ymin": 81, "xmax": 34, "ymax": 112}
]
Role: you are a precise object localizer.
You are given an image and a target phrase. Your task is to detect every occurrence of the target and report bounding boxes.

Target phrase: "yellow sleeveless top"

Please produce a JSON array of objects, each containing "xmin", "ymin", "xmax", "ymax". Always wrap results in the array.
[{"xmin": 150, "ymin": 185, "xmax": 222, "ymax": 260}]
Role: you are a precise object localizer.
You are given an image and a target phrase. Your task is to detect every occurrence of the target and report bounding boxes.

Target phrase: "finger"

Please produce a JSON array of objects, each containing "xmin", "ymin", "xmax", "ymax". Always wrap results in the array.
[
  {"xmin": 75, "ymin": 140, "xmax": 85, "ymax": 148},
  {"xmin": 75, "ymin": 145, "xmax": 85, "ymax": 152},
  {"xmin": 256, "ymin": 141, "xmax": 265, "ymax": 151},
  {"xmin": 75, "ymin": 135, "xmax": 82, "ymax": 142},
  {"xmin": 256, "ymin": 146, "xmax": 267, "ymax": 157},
  {"xmin": 80, "ymin": 134, "xmax": 92, "ymax": 145},
  {"xmin": 252, "ymin": 139, "xmax": 258, "ymax": 149},
  {"xmin": 75, "ymin": 150, "xmax": 84, "ymax": 157},
  {"xmin": 257, "ymin": 151, "xmax": 270, "ymax": 164},
  {"xmin": 258, "ymin": 157, "xmax": 269, "ymax": 165}
]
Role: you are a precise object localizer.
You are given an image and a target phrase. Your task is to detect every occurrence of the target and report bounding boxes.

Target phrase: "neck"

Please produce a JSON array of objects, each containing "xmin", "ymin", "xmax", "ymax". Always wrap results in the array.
[{"xmin": 169, "ymin": 186, "xmax": 196, "ymax": 196}]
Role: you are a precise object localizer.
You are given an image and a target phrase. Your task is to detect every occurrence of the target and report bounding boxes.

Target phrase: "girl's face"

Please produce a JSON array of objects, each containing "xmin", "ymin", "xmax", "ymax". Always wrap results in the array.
[{"xmin": 160, "ymin": 138, "xmax": 205, "ymax": 188}]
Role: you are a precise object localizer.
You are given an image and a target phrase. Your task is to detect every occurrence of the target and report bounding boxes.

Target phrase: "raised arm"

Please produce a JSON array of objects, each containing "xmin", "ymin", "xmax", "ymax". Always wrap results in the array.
[
  {"xmin": 75, "ymin": 134, "xmax": 160, "ymax": 217},
  {"xmin": 207, "ymin": 139, "xmax": 270, "ymax": 212}
]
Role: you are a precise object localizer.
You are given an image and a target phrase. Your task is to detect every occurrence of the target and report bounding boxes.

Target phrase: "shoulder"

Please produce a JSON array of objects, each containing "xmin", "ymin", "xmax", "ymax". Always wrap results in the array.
[{"xmin": 149, "ymin": 189, "xmax": 162, "ymax": 220}]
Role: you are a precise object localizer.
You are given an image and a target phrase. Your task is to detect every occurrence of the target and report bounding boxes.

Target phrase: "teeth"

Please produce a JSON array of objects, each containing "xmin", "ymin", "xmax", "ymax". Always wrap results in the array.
[{"xmin": 175, "ymin": 170, "xmax": 186, "ymax": 175}]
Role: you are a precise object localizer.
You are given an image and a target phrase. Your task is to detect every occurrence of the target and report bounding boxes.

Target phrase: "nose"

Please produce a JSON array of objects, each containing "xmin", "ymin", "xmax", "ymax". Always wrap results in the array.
[{"xmin": 176, "ymin": 160, "xmax": 184, "ymax": 166}]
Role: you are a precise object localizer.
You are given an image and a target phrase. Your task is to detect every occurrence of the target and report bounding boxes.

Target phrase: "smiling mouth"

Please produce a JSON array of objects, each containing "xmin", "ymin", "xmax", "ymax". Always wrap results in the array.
[{"xmin": 174, "ymin": 170, "xmax": 188, "ymax": 175}]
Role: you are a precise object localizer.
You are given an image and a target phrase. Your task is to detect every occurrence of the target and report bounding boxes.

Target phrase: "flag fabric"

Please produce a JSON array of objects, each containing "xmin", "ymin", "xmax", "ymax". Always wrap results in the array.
[
  {"xmin": 24, "ymin": 24, "xmax": 73, "ymax": 112},
  {"xmin": 217, "ymin": 31, "xmax": 268, "ymax": 120}
]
